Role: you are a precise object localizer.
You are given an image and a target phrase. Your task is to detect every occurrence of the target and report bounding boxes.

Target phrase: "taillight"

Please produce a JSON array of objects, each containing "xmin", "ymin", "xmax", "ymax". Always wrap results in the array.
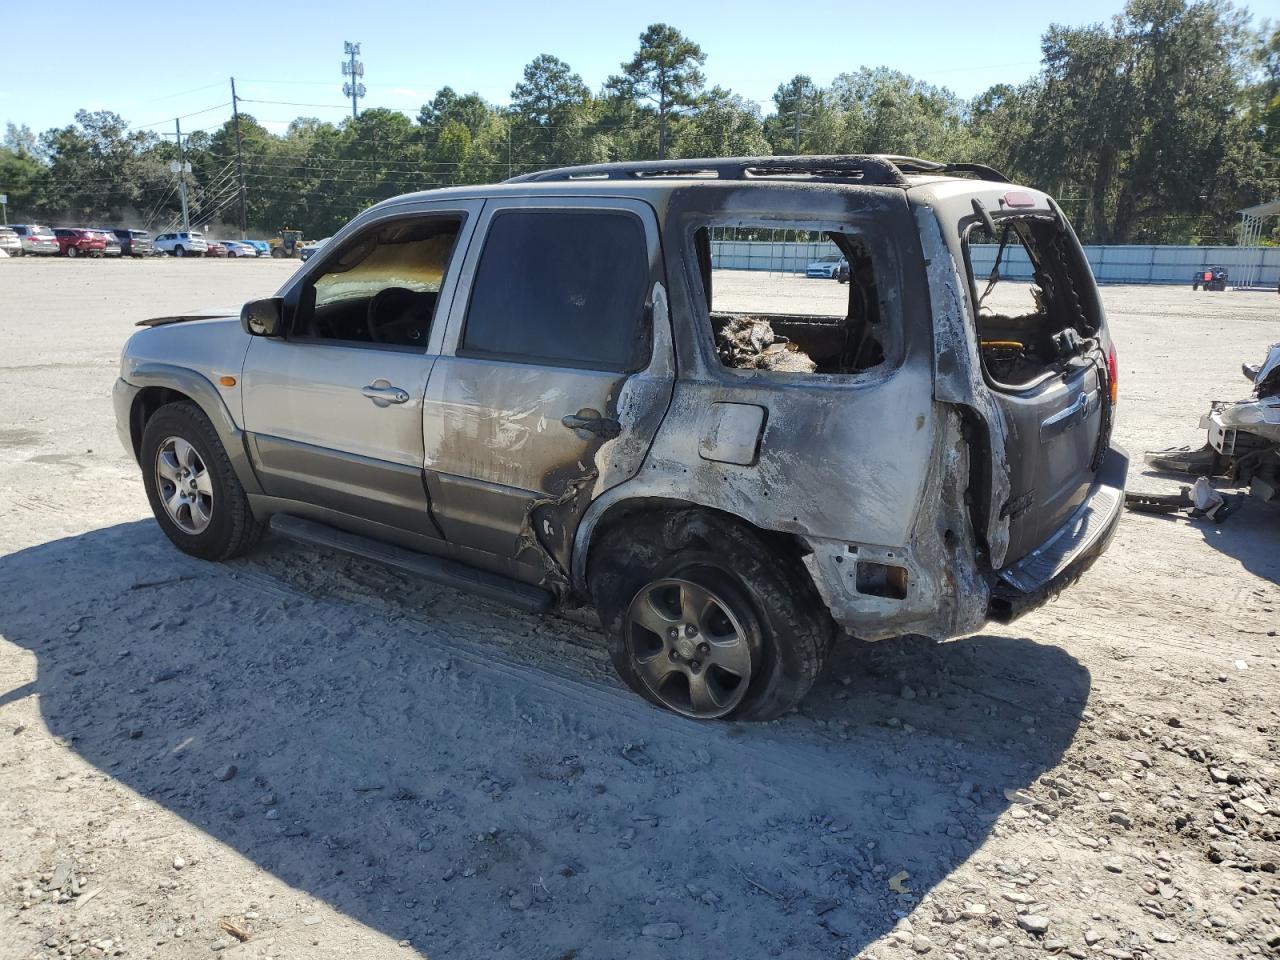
[{"xmin": 1106, "ymin": 343, "xmax": 1119, "ymax": 406}]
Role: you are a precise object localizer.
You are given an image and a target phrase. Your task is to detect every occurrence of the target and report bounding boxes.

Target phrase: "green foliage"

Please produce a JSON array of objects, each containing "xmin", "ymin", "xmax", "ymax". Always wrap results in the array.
[
  {"xmin": 979, "ymin": 0, "xmax": 1268, "ymax": 243},
  {"xmin": 607, "ymin": 23, "xmax": 708, "ymax": 159},
  {"xmin": 2, "ymin": 6, "xmax": 1274, "ymax": 244}
]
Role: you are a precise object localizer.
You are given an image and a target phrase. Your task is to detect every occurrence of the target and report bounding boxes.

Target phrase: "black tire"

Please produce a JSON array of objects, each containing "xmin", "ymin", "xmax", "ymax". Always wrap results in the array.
[
  {"xmin": 140, "ymin": 401, "xmax": 264, "ymax": 562},
  {"xmin": 174, "ymin": 245, "xmax": 185, "ymax": 257},
  {"xmin": 590, "ymin": 509, "xmax": 833, "ymax": 721},
  {"xmin": 66, "ymin": 246, "xmax": 78, "ymax": 259}
]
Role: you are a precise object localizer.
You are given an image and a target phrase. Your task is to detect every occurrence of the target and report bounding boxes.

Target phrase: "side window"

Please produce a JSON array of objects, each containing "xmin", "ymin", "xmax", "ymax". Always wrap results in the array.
[
  {"xmin": 295, "ymin": 215, "xmax": 463, "ymax": 349},
  {"xmin": 695, "ymin": 222, "xmax": 886, "ymax": 375},
  {"xmin": 461, "ymin": 210, "xmax": 650, "ymax": 371}
]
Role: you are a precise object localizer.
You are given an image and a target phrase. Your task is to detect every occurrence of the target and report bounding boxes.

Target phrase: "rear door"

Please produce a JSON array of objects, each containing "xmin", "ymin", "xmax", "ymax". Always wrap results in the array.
[
  {"xmin": 422, "ymin": 197, "xmax": 674, "ymax": 573},
  {"xmin": 961, "ymin": 211, "xmax": 1108, "ymax": 564}
]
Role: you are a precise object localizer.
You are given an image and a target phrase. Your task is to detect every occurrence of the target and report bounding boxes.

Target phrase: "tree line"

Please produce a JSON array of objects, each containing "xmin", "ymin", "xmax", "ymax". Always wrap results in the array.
[{"xmin": 2, "ymin": 1, "xmax": 1277, "ymax": 245}]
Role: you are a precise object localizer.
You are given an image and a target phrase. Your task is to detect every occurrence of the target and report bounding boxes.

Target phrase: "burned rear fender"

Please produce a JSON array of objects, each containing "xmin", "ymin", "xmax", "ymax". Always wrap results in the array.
[
  {"xmin": 914, "ymin": 204, "xmax": 1013, "ymax": 568},
  {"xmin": 800, "ymin": 409, "xmax": 990, "ymax": 641}
]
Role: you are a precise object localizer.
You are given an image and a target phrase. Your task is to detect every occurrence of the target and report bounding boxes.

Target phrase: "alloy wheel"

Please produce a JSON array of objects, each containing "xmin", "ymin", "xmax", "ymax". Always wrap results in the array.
[
  {"xmin": 624, "ymin": 577, "xmax": 753, "ymax": 719},
  {"xmin": 155, "ymin": 436, "xmax": 213, "ymax": 534}
]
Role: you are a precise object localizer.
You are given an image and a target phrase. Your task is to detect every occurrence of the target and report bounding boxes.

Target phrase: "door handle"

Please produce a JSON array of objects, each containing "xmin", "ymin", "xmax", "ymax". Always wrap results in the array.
[
  {"xmin": 361, "ymin": 381, "xmax": 410, "ymax": 407},
  {"xmin": 561, "ymin": 408, "xmax": 622, "ymax": 440}
]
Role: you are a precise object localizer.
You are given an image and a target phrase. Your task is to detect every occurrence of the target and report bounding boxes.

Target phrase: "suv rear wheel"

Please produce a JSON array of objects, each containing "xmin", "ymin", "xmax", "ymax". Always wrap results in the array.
[
  {"xmin": 174, "ymin": 245, "xmax": 185, "ymax": 257},
  {"xmin": 591, "ymin": 510, "xmax": 832, "ymax": 720},
  {"xmin": 140, "ymin": 402, "xmax": 263, "ymax": 561}
]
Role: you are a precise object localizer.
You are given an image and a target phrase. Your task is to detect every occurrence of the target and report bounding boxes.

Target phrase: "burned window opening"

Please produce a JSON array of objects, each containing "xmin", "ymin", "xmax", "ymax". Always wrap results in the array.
[
  {"xmin": 695, "ymin": 225, "xmax": 886, "ymax": 376},
  {"xmin": 964, "ymin": 216, "xmax": 1099, "ymax": 391}
]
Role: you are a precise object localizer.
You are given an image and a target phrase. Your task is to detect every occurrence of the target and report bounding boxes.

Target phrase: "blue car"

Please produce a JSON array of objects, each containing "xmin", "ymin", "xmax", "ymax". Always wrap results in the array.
[{"xmin": 246, "ymin": 240, "xmax": 271, "ymax": 257}]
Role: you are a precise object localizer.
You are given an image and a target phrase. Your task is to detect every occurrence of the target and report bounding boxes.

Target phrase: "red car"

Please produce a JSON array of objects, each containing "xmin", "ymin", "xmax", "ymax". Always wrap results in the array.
[
  {"xmin": 53, "ymin": 228, "xmax": 107, "ymax": 258},
  {"xmin": 205, "ymin": 241, "xmax": 228, "ymax": 258}
]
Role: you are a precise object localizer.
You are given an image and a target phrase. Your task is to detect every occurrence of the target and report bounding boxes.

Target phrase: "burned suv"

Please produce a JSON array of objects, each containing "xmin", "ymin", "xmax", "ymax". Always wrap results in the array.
[{"xmin": 114, "ymin": 155, "xmax": 1125, "ymax": 721}]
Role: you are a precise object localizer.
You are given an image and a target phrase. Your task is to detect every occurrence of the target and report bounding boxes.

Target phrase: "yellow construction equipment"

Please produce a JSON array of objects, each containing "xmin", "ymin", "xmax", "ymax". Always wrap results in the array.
[{"xmin": 268, "ymin": 229, "xmax": 305, "ymax": 258}]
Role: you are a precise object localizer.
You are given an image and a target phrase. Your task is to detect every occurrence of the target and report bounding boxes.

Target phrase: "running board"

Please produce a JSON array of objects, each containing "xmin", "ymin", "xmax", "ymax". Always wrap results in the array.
[{"xmin": 268, "ymin": 514, "xmax": 554, "ymax": 613}]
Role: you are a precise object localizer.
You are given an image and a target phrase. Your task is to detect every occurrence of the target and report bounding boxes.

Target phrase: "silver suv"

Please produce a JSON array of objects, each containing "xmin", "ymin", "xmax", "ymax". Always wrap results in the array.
[{"xmin": 114, "ymin": 155, "xmax": 1126, "ymax": 721}]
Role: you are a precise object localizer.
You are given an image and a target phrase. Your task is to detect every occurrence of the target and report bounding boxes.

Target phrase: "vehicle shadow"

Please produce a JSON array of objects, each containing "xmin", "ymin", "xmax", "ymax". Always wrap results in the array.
[
  {"xmin": 1132, "ymin": 468, "xmax": 1280, "ymax": 585},
  {"xmin": 1194, "ymin": 499, "xmax": 1280, "ymax": 585},
  {"xmin": 0, "ymin": 522, "xmax": 1090, "ymax": 959}
]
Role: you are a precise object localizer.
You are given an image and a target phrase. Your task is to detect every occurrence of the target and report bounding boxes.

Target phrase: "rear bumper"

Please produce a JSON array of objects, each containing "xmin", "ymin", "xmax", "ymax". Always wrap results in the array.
[{"xmin": 989, "ymin": 444, "xmax": 1128, "ymax": 622}]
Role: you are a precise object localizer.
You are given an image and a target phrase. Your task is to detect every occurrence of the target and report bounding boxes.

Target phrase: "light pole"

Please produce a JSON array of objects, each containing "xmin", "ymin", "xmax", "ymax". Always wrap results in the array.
[
  {"xmin": 342, "ymin": 42, "xmax": 366, "ymax": 119},
  {"xmin": 173, "ymin": 119, "xmax": 191, "ymax": 234}
]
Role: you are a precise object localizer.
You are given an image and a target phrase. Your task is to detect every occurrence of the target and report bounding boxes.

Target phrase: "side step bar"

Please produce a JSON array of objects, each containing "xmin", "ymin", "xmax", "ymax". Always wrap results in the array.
[{"xmin": 269, "ymin": 514, "xmax": 554, "ymax": 614}]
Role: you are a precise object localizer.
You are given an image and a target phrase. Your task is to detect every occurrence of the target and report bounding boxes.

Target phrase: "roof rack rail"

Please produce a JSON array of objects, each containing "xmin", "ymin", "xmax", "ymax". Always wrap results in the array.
[
  {"xmin": 506, "ymin": 155, "xmax": 910, "ymax": 187},
  {"xmin": 872, "ymin": 155, "xmax": 1012, "ymax": 183},
  {"xmin": 505, "ymin": 154, "xmax": 1012, "ymax": 186}
]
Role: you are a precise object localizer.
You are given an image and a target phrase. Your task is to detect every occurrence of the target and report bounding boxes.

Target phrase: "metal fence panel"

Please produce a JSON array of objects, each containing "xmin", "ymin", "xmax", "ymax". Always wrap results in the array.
[{"xmin": 709, "ymin": 239, "xmax": 1280, "ymax": 287}]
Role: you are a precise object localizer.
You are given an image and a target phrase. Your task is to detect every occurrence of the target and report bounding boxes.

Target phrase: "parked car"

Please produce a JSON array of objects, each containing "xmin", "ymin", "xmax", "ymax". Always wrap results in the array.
[
  {"xmin": 53, "ymin": 228, "xmax": 107, "ymax": 258},
  {"xmin": 90, "ymin": 230, "xmax": 122, "ymax": 257},
  {"xmin": 114, "ymin": 154, "xmax": 1125, "ymax": 721},
  {"xmin": 223, "ymin": 241, "xmax": 257, "ymax": 258},
  {"xmin": 104, "ymin": 228, "xmax": 155, "ymax": 258},
  {"xmin": 298, "ymin": 237, "xmax": 330, "ymax": 262},
  {"xmin": 154, "ymin": 231, "xmax": 209, "ymax": 257},
  {"xmin": 10, "ymin": 224, "xmax": 59, "ymax": 256},
  {"xmin": 246, "ymin": 240, "xmax": 272, "ymax": 257},
  {"xmin": 206, "ymin": 241, "xmax": 228, "ymax": 258},
  {"xmin": 805, "ymin": 254, "xmax": 844, "ymax": 278},
  {"xmin": 0, "ymin": 226, "xmax": 21, "ymax": 256},
  {"xmin": 1192, "ymin": 266, "xmax": 1228, "ymax": 291}
]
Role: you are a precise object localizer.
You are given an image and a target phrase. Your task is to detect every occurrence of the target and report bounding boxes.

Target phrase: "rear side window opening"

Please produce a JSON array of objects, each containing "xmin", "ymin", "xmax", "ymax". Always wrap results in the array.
[
  {"xmin": 962, "ymin": 216, "xmax": 1101, "ymax": 391},
  {"xmin": 692, "ymin": 223, "xmax": 887, "ymax": 377}
]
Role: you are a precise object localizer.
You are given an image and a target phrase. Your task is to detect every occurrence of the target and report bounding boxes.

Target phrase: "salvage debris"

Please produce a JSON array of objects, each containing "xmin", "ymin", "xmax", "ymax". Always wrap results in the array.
[
  {"xmin": 1124, "ymin": 477, "xmax": 1244, "ymax": 523},
  {"xmin": 715, "ymin": 315, "xmax": 817, "ymax": 373},
  {"xmin": 1142, "ymin": 341, "xmax": 1280, "ymax": 513}
]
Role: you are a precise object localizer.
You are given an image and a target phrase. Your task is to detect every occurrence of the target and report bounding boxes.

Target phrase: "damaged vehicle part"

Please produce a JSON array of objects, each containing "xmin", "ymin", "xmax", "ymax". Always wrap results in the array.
[
  {"xmin": 114, "ymin": 153, "xmax": 1126, "ymax": 721},
  {"xmin": 1145, "ymin": 342, "xmax": 1280, "ymax": 508}
]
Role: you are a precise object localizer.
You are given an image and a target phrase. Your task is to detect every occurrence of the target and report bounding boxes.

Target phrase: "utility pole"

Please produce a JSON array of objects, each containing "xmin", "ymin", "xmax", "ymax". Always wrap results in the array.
[
  {"xmin": 174, "ymin": 118, "xmax": 191, "ymax": 233},
  {"xmin": 789, "ymin": 104, "xmax": 809, "ymax": 153},
  {"xmin": 342, "ymin": 42, "xmax": 365, "ymax": 119},
  {"xmin": 230, "ymin": 77, "xmax": 247, "ymax": 240}
]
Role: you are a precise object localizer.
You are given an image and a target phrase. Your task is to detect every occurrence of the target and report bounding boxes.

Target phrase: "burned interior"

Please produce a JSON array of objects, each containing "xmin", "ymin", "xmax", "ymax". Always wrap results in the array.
[
  {"xmin": 963, "ymin": 216, "xmax": 1101, "ymax": 389},
  {"xmin": 298, "ymin": 216, "xmax": 463, "ymax": 347},
  {"xmin": 693, "ymin": 223, "xmax": 886, "ymax": 375}
]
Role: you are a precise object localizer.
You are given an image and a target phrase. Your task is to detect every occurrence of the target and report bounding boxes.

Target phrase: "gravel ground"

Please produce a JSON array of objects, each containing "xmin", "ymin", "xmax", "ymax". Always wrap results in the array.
[{"xmin": 1, "ymin": 257, "xmax": 1278, "ymax": 960}]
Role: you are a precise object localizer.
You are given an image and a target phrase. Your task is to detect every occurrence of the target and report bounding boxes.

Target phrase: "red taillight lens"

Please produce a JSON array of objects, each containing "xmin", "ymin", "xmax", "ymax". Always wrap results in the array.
[{"xmin": 1106, "ymin": 343, "xmax": 1119, "ymax": 406}]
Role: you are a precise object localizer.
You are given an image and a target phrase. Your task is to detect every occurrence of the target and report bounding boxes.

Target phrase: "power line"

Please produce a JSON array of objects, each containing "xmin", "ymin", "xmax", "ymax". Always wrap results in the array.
[
  {"xmin": 240, "ymin": 98, "xmax": 351, "ymax": 110},
  {"xmin": 134, "ymin": 102, "xmax": 232, "ymax": 131}
]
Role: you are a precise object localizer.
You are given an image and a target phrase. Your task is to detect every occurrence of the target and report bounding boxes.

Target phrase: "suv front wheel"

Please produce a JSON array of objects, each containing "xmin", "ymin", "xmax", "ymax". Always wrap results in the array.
[
  {"xmin": 591, "ymin": 510, "xmax": 832, "ymax": 721},
  {"xmin": 140, "ymin": 402, "xmax": 263, "ymax": 561}
]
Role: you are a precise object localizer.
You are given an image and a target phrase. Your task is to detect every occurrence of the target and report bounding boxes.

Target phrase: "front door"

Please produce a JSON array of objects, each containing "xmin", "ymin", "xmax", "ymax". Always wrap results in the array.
[
  {"xmin": 240, "ymin": 204, "xmax": 481, "ymax": 537},
  {"xmin": 422, "ymin": 198, "xmax": 674, "ymax": 573}
]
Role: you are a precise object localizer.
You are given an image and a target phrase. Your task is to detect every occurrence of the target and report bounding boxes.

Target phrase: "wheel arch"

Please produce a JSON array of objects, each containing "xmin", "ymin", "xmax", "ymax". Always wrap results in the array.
[
  {"xmin": 575, "ymin": 493, "xmax": 814, "ymax": 598},
  {"xmin": 126, "ymin": 363, "xmax": 263, "ymax": 496}
]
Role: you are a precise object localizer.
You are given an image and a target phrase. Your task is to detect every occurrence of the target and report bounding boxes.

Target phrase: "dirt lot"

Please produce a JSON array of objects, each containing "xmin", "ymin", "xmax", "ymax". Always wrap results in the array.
[{"xmin": 1, "ymin": 258, "xmax": 1278, "ymax": 960}]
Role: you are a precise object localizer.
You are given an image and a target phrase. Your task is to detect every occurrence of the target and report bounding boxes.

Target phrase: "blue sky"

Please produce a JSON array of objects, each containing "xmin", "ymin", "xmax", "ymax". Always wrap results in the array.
[{"xmin": 5, "ymin": 1, "xmax": 1146, "ymax": 138}]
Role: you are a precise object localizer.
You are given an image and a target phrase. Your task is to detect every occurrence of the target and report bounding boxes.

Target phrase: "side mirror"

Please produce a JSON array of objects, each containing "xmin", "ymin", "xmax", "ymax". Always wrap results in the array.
[{"xmin": 241, "ymin": 297, "xmax": 284, "ymax": 337}]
